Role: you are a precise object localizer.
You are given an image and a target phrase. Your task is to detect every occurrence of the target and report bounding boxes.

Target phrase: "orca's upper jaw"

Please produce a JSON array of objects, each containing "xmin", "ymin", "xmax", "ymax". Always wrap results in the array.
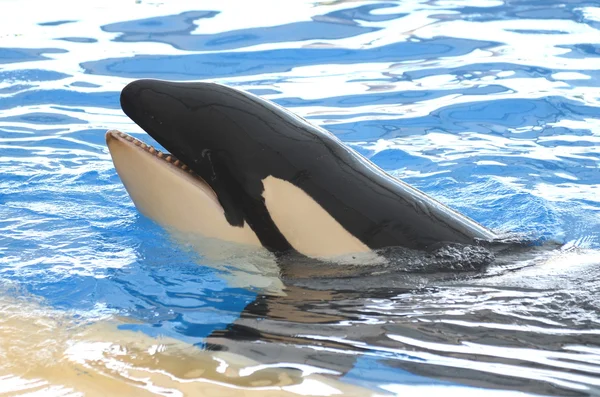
[
  {"xmin": 120, "ymin": 79, "xmax": 204, "ymax": 166},
  {"xmin": 120, "ymin": 79, "xmax": 175, "ymax": 149}
]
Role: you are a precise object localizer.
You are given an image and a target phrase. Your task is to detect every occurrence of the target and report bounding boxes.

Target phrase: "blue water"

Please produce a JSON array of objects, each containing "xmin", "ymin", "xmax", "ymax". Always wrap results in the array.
[{"xmin": 2, "ymin": 0, "xmax": 600, "ymax": 395}]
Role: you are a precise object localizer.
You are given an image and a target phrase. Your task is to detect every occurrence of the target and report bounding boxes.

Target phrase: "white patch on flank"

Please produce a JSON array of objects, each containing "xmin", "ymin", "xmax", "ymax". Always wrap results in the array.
[
  {"xmin": 106, "ymin": 132, "xmax": 261, "ymax": 247},
  {"xmin": 262, "ymin": 175, "xmax": 371, "ymax": 259}
]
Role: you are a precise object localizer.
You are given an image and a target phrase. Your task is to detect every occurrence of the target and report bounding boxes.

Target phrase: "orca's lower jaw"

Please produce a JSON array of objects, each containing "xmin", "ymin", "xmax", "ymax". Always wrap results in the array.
[
  {"xmin": 105, "ymin": 130, "xmax": 262, "ymax": 247},
  {"xmin": 107, "ymin": 130, "xmax": 193, "ymax": 175}
]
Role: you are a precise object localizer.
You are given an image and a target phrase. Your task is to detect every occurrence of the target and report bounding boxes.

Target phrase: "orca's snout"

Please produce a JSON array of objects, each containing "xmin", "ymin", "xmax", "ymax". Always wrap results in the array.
[
  {"xmin": 119, "ymin": 79, "xmax": 175, "ymax": 144},
  {"xmin": 118, "ymin": 79, "xmax": 229, "ymax": 147},
  {"xmin": 119, "ymin": 80, "xmax": 138, "ymax": 119},
  {"xmin": 120, "ymin": 79, "xmax": 153, "ymax": 127}
]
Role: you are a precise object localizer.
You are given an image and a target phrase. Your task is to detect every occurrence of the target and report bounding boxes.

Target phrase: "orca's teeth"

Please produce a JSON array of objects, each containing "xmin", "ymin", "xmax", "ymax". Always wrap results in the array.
[{"xmin": 111, "ymin": 130, "xmax": 194, "ymax": 174}]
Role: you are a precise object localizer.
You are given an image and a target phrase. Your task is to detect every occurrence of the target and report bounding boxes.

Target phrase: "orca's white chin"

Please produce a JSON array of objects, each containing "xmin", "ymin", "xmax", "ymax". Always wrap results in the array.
[{"xmin": 105, "ymin": 130, "xmax": 262, "ymax": 248}]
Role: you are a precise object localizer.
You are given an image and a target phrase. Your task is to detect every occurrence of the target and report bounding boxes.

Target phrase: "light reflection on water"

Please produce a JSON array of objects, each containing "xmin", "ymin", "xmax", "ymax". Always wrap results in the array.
[{"xmin": 1, "ymin": 0, "xmax": 600, "ymax": 395}]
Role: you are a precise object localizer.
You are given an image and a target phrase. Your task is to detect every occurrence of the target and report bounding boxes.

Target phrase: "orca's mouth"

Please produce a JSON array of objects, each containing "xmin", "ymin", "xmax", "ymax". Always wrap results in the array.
[
  {"xmin": 106, "ymin": 129, "xmax": 197, "ymax": 175},
  {"xmin": 105, "ymin": 128, "xmax": 262, "ymax": 249}
]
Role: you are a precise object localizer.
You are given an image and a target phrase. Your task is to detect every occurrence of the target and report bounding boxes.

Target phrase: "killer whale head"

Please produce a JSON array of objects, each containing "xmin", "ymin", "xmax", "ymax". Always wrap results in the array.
[{"xmin": 110, "ymin": 79, "xmax": 497, "ymax": 260}]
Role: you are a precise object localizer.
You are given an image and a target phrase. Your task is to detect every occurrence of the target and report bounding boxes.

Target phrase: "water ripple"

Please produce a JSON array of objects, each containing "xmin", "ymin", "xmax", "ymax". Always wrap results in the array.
[{"xmin": 1, "ymin": 0, "xmax": 600, "ymax": 395}]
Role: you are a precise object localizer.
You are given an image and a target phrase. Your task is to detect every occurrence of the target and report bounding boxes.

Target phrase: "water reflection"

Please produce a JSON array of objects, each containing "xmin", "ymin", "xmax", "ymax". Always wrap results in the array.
[
  {"xmin": 101, "ymin": 4, "xmax": 405, "ymax": 51},
  {"xmin": 81, "ymin": 36, "xmax": 498, "ymax": 80},
  {"xmin": 0, "ymin": 290, "xmax": 373, "ymax": 396},
  {"xmin": 205, "ymin": 248, "xmax": 600, "ymax": 396},
  {"xmin": 0, "ymin": 48, "xmax": 66, "ymax": 64}
]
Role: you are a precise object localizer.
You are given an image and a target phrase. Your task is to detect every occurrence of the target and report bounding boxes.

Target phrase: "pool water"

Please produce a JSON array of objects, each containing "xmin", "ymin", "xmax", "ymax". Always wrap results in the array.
[{"xmin": 1, "ymin": 0, "xmax": 600, "ymax": 395}]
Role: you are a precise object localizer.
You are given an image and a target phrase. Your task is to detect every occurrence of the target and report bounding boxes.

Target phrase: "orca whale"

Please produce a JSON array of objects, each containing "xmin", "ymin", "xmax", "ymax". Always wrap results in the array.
[{"xmin": 107, "ymin": 79, "xmax": 498, "ymax": 261}]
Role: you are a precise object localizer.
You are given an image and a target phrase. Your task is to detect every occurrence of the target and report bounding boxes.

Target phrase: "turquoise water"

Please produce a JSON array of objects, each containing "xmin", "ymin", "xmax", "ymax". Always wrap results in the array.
[{"xmin": 2, "ymin": 0, "xmax": 600, "ymax": 395}]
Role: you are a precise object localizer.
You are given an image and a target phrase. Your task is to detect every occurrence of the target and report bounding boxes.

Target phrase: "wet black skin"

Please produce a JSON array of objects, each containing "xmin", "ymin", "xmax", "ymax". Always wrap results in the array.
[{"xmin": 120, "ymin": 79, "xmax": 498, "ymax": 253}]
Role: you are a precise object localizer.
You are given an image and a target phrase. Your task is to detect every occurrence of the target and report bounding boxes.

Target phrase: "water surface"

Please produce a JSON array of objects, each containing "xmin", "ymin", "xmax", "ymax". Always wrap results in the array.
[{"xmin": 1, "ymin": 0, "xmax": 600, "ymax": 395}]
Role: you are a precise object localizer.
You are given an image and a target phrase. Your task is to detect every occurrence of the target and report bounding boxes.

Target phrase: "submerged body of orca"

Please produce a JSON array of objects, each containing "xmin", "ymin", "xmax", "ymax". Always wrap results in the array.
[{"xmin": 107, "ymin": 79, "xmax": 518, "ymax": 271}]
